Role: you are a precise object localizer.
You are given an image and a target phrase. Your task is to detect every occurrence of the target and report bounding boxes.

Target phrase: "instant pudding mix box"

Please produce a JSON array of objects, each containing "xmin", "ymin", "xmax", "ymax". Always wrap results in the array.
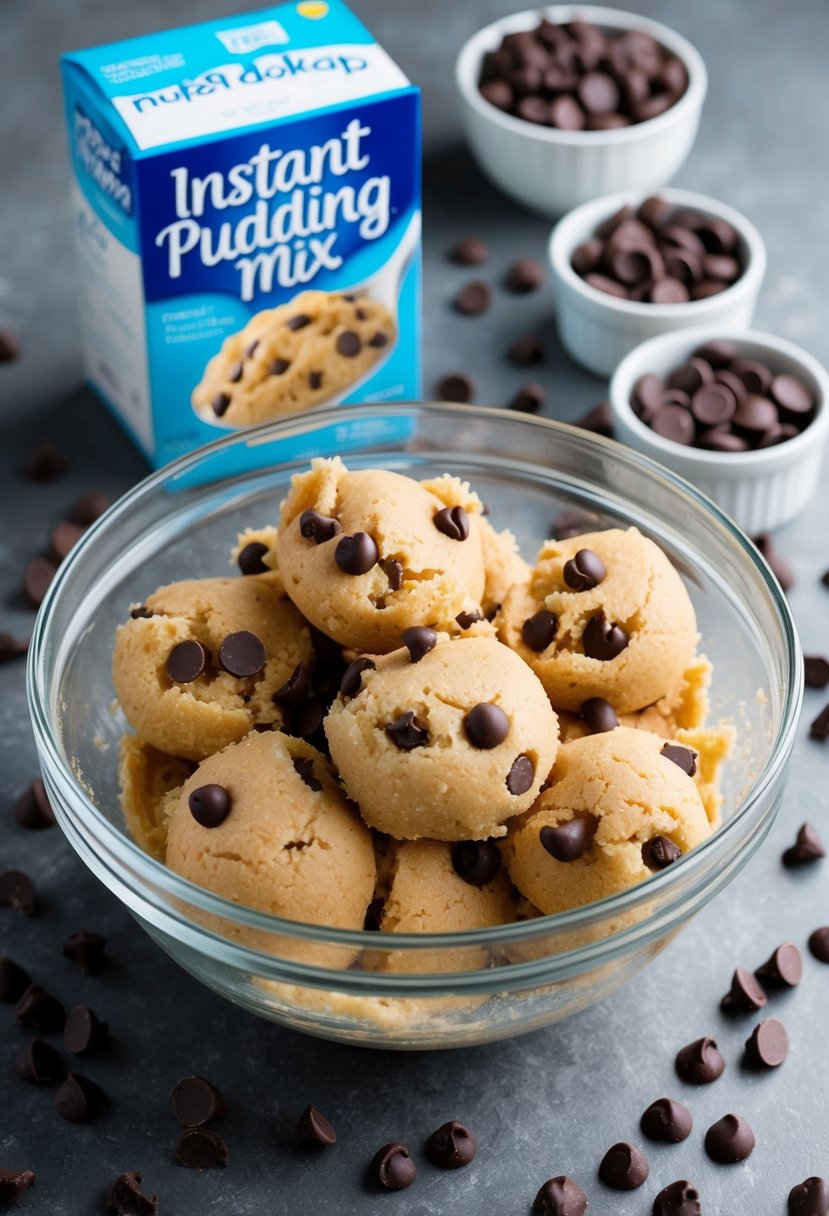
[{"xmin": 61, "ymin": 2, "xmax": 421, "ymax": 469}]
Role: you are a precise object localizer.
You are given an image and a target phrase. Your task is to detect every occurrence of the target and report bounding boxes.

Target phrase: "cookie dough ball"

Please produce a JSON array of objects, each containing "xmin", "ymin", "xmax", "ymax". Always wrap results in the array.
[
  {"xmin": 113, "ymin": 573, "xmax": 312, "ymax": 760},
  {"xmin": 505, "ymin": 728, "xmax": 712, "ymax": 915},
  {"xmin": 231, "ymin": 526, "xmax": 279, "ymax": 578},
  {"xmin": 276, "ymin": 458, "xmax": 487, "ymax": 652},
  {"xmin": 325, "ymin": 635, "xmax": 559, "ymax": 840},
  {"xmin": 496, "ymin": 527, "xmax": 698, "ymax": 714},
  {"xmin": 166, "ymin": 732, "xmax": 376, "ymax": 938},
  {"xmin": 192, "ymin": 291, "xmax": 396, "ymax": 427},
  {"xmin": 119, "ymin": 735, "xmax": 194, "ymax": 860}
]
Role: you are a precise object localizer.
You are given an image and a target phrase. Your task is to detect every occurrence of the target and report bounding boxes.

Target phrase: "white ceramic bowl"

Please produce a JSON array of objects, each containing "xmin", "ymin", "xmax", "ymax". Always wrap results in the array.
[
  {"xmin": 455, "ymin": 6, "xmax": 707, "ymax": 218},
  {"xmin": 610, "ymin": 327, "xmax": 829, "ymax": 533},
  {"xmin": 549, "ymin": 188, "xmax": 767, "ymax": 376}
]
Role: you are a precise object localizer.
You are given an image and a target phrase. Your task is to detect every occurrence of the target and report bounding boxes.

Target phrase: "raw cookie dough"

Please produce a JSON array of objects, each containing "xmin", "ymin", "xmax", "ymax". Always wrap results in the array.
[
  {"xmin": 325, "ymin": 635, "xmax": 559, "ymax": 840},
  {"xmin": 478, "ymin": 517, "xmax": 533, "ymax": 617},
  {"xmin": 505, "ymin": 727, "xmax": 712, "ymax": 916},
  {"xmin": 496, "ymin": 527, "xmax": 698, "ymax": 714},
  {"xmin": 230, "ymin": 526, "xmax": 279, "ymax": 577},
  {"xmin": 118, "ymin": 735, "xmax": 194, "ymax": 860},
  {"xmin": 276, "ymin": 458, "xmax": 487, "ymax": 652},
  {"xmin": 192, "ymin": 291, "xmax": 395, "ymax": 427},
  {"xmin": 113, "ymin": 572, "xmax": 312, "ymax": 760}
]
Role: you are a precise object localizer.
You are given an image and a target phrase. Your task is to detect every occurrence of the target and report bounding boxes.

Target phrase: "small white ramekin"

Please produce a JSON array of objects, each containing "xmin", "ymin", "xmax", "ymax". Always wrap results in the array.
[
  {"xmin": 455, "ymin": 6, "xmax": 707, "ymax": 218},
  {"xmin": 548, "ymin": 188, "xmax": 767, "ymax": 376},
  {"xmin": 609, "ymin": 327, "xmax": 829, "ymax": 534}
]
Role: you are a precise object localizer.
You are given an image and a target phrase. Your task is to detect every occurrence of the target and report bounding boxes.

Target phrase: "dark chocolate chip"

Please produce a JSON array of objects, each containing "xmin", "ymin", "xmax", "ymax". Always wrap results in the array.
[
  {"xmin": 385, "ymin": 711, "xmax": 428, "ymax": 750},
  {"xmin": 506, "ymin": 753, "xmax": 535, "ymax": 795},
  {"xmin": 580, "ymin": 697, "xmax": 618, "ymax": 734},
  {"xmin": 166, "ymin": 640, "xmax": 207, "ymax": 683},
  {"xmin": 130, "ymin": 605, "xmax": 153, "ymax": 620},
  {"xmin": 286, "ymin": 699, "xmax": 324, "ymax": 741},
  {"xmin": 335, "ymin": 532, "xmax": 379, "ymax": 575},
  {"xmin": 808, "ymin": 927, "xmax": 829, "ymax": 963},
  {"xmin": 50, "ymin": 519, "xmax": 86, "ymax": 562},
  {"xmin": 286, "ymin": 313, "xmax": 311, "ymax": 331},
  {"xmin": 62, "ymin": 929, "xmax": 107, "ymax": 975},
  {"xmin": 640, "ymin": 1097, "xmax": 693, "ymax": 1143},
  {"xmin": 228, "ymin": 361, "xmax": 243, "ymax": 383},
  {"xmin": 218, "ymin": 630, "xmax": 266, "ymax": 678},
  {"xmin": 804, "ymin": 656, "xmax": 829, "ymax": 689},
  {"xmin": 575, "ymin": 402, "xmax": 614, "ymax": 437},
  {"xmin": 188, "ymin": 784, "xmax": 232, "ymax": 829},
  {"xmin": 105, "ymin": 1171, "xmax": 158, "ymax": 1215},
  {"xmin": 336, "ymin": 331, "xmax": 361, "ymax": 358},
  {"xmin": 811, "ymin": 703, "xmax": 829, "ymax": 741},
  {"xmin": 772, "ymin": 373, "xmax": 813, "ymax": 421},
  {"xmin": 237, "ymin": 541, "xmax": 269, "ymax": 575},
  {"xmin": 380, "ymin": 558, "xmax": 404, "ymax": 591},
  {"xmin": 371, "ymin": 1143, "xmax": 416, "ymax": 1191},
  {"xmin": 522, "ymin": 609, "xmax": 558, "ymax": 652},
  {"xmin": 0, "ymin": 956, "xmax": 30, "ymax": 1003},
  {"xmin": 551, "ymin": 511, "xmax": 591, "ymax": 541},
  {"xmin": 651, "ymin": 404, "xmax": 695, "ymax": 445},
  {"xmin": 212, "ymin": 392, "xmax": 231, "ymax": 418},
  {"xmin": 508, "ymin": 334, "xmax": 545, "ymax": 366},
  {"xmin": 0, "ymin": 328, "xmax": 22, "ymax": 362},
  {"xmin": 505, "ymin": 259, "xmax": 546, "ymax": 293},
  {"xmin": 660, "ymin": 742, "xmax": 698, "ymax": 776},
  {"xmin": 433, "ymin": 505, "xmax": 470, "ymax": 541},
  {"xmin": 720, "ymin": 967, "xmax": 768, "ymax": 1013},
  {"xmin": 299, "ymin": 509, "xmax": 342, "ymax": 544},
  {"xmin": 642, "ymin": 836, "xmax": 682, "ymax": 871},
  {"xmin": 540, "ymin": 819, "xmax": 592, "ymax": 862},
  {"xmin": 0, "ymin": 631, "xmax": 29, "ymax": 662},
  {"xmin": 550, "ymin": 95, "xmax": 587, "ymax": 130},
  {"xmin": 15, "ymin": 1038, "xmax": 66, "ymax": 1084},
  {"xmin": 402, "ymin": 626, "xmax": 438, "ymax": 663},
  {"xmin": 454, "ymin": 280, "xmax": 492, "ymax": 316},
  {"xmin": 55, "ymin": 1073, "xmax": 105, "ymax": 1123},
  {"xmin": 172, "ymin": 1076, "xmax": 226, "ymax": 1128},
  {"xmin": 675, "ymin": 1036, "xmax": 725, "ymax": 1084},
  {"xmin": 292, "ymin": 756, "xmax": 322, "ymax": 793},
  {"xmin": 633, "ymin": 372, "xmax": 665, "ymax": 417},
  {"xmin": 755, "ymin": 942, "xmax": 802, "ymax": 987},
  {"xmin": 652, "ymin": 1180, "xmax": 701, "ymax": 1215},
  {"xmin": 436, "ymin": 373, "xmax": 475, "ymax": 403},
  {"xmin": 309, "ymin": 371, "xmax": 323, "ymax": 390},
  {"xmin": 0, "ymin": 1169, "xmax": 36, "ymax": 1206},
  {"xmin": 13, "ymin": 779, "xmax": 55, "ymax": 830},
  {"xmin": 464, "ymin": 702, "xmax": 509, "ymax": 749},
  {"xmin": 456, "ymin": 609, "xmax": 484, "ymax": 629},
  {"xmin": 510, "ymin": 383, "xmax": 546, "ymax": 414},
  {"xmin": 743, "ymin": 1017, "xmax": 788, "ymax": 1069},
  {"xmin": 245, "ymin": 339, "xmax": 260, "ymax": 357},
  {"xmin": 448, "ymin": 236, "xmax": 489, "ymax": 266},
  {"xmin": 176, "ymin": 1127, "xmax": 228, "ymax": 1168},
  {"xmin": 451, "ymin": 841, "xmax": 502, "ymax": 888},
  {"xmin": 788, "ymin": 1177, "xmax": 829, "ymax": 1216},
  {"xmin": 340, "ymin": 657, "xmax": 376, "ymax": 698},
  {"xmin": 783, "ymin": 821, "xmax": 825, "ymax": 866},
  {"xmin": 691, "ymin": 384, "xmax": 736, "ymax": 427},
  {"xmin": 368, "ymin": 332, "xmax": 389, "ymax": 348},
  {"xmin": 294, "ymin": 1104, "xmax": 337, "ymax": 1147},
  {"xmin": 563, "ymin": 548, "xmax": 606, "ymax": 591},
  {"xmin": 425, "ymin": 1120, "xmax": 477, "ymax": 1169},
  {"xmin": 16, "ymin": 984, "xmax": 64, "ymax": 1031},
  {"xmin": 22, "ymin": 439, "xmax": 68, "ymax": 482},
  {"xmin": 270, "ymin": 358, "xmax": 290, "ymax": 376},
  {"xmin": 582, "ymin": 616, "xmax": 628, "ymax": 660},
  {"xmin": 704, "ymin": 1113, "xmax": 755, "ymax": 1163},
  {"xmin": 0, "ymin": 870, "xmax": 37, "ymax": 916},
  {"xmin": 22, "ymin": 556, "xmax": 57, "ymax": 608},
  {"xmin": 274, "ymin": 662, "xmax": 311, "ymax": 707},
  {"xmin": 598, "ymin": 1142, "xmax": 649, "ymax": 1190},
  {"xmin": 532, "ymin": 1175, "xmax": 588, "ymax": 1216},
  {"xmin": 64, "ymin": 1005, "xmax": 109, "ymax": 1055}
]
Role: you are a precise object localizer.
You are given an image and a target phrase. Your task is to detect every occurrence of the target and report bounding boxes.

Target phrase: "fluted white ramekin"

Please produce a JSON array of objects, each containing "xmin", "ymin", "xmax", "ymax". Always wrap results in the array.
[
  {"xmin": 549, "ymin": 188, "xmax": 766, "ymax": 376},
  {"xmin": 455, "ymin": 6, "xmax": 707, "ymax": 218},
  {"xmin": 610, "ymin": 327, "xmax": 829, "ymax": 534}
]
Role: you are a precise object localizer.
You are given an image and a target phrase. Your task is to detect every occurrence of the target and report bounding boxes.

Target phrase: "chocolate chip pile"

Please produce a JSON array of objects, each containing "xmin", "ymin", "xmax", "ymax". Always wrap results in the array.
[
  {"xmin": 572, "ymin": 197, "xmax": 743, "ymax": 303},
  {"xmin": 631, "ymin": 340, "xmax": 816, "ymax": 450},
  {"xmin": 478, "ymin": 17, "xmax": 687, "ymax": 130}
]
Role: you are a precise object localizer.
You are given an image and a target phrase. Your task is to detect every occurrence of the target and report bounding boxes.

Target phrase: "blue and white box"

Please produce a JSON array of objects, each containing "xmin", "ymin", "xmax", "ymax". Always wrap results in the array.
[{"xmin": 62, "ymin": 1, "xmax": 421, "ymax": 468}]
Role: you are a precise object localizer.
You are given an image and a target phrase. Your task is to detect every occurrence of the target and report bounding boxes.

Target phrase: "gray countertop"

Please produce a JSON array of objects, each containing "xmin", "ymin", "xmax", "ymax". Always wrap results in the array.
[{"xmin": 2, "ymin": 0, "xmax": 828, "ymax": 1211}]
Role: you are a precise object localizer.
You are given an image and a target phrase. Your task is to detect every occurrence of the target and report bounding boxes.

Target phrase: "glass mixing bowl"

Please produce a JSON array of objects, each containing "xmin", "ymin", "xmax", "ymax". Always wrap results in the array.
[{"xmin": 28, "ymin": 404, "xmax": 801, "ymax": 1049}]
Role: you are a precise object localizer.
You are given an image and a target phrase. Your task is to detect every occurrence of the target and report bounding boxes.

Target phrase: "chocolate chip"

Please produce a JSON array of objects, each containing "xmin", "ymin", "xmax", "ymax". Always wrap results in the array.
[
  {"xmin": 368, "ymin": 332, "xmax": 389, "ymax": 348},
  {"xmin": 15, "ymin": 1038, "xmax": 66, "ymax": 1084},
  {"xmin": 188, "ymin": 784, "xmax": 232, "ymax": 829},
  {"xmin": 0, "ymin": 327, "xmax": 21, "ymax": 361},
  {"xmin": 563, "ymin": 548, "xmax": 605, "ymax": 591},
  {"xmin": 788, "ymin": 1177, "xmax": 829, "ymax": 1216},
  {"xmin": 166, "ymin": 640, "xmax": 207, "ymax": 683},
  {"xmin": 270, "ymin": 358, "xmax": 290, "ymax": 376},
  {"xmin": 433, "ymin": 506, "xmax": 470, "ymax": 543},
  {"xmin": 212, "ymin": 392, "xmax": 231, "ymax": 418},
  {"xmin": 755, "ymin": 942, "xmax": 802, "ymax": 987},
  {"xmin": 691, "ymin": 384, "xmax": 736, "ymax": 427},
  {"xmin": 551, "ymin": 511, "xmax": 591, "ymax": 541},
  {"xmin": 13, "ymin": 779, "xmax": 55, "ymax": 830},
  {"xmin": 286, "ymin": 314, "xmax": 311, "ymax": 331},
  {"xmin": 62, "ymin": 929, "xmax": 107, "ymax": 975},
  {"xmin": 0, "ymin": 632, "xmax": 29, "ymax": 662},
  {"xmin": 783, "ymin": 821, "xmax": 825, "ymax": 866},
  {"xmin": 16, "ymin": 985, "xmax": 64, "ymax": 1031},
  {"xmin": 510, "ymin": 383, "xmax": 546, "ymax": 414},
  {"xmin": 64, "ymin": 1004, "xmax": 109, "ymax": 1056},
  {"xmin": 675, "ymin": 1036, "xmax": 725, "ymax": 1084},
  {"xmin": 309, "ymin": 370, "xmax": 323, "ymax": 390},
  {"xmin": 456, "ymin": 609, "xmax": 484, "ymax": 629},
  {"xmin": 371, "ymin": 1143, "xmax": 416, "ymax": 1191},
  {"xmin": 580, "ymin": 697, "xmax": 618, "ymax": 734},
  {"xmin": 130, "ymin": 605, "xmax": 153, "ymax": 620},
  {"xmin": 22, "ymin": 439, "xmax": 68, "ymax": 482},
  {"xmin": 572, "ymin": 240, "xmax": 604, "ymax": 276},
  {"xmin": 274, "ymin": 662, "xmax": 311, "ymax": 707},
  {"xmin": 454, "ymin": 280, "xmax": 492, "ymax": 316},
  {"xmin": 532, "ymin": 1176, "xmax": 588, "ymax": 1216},
  {"xmin": 633, "ymin": 372, "xmax": 665, "ymax": 417},
  {"xmin": 808, "ymin": 927, "xmax": 829, "ymax": 963},
  {"xmin": 294, "ymin": 1104, "xmax": 336, "ymax": 1147},
  {"xmin": 522, "ymin": 609, "xmax": 557, "ymax": 652},
  {"xmin": 704, "ymin": 1113, "xmax": 754, "ymax": 1163},
  {"xmin": 245, "ymin": 339, "xmax": 260, "ymax": 357},
  {"xmin": 237, "ymin": 541, "xmax": 269, "ymax": 575},
  {"xmin": 286, "ymin": 700, "xmax": 324, "ymax": 741},
  {"xmin": 340, "ymin": 657, "xmax": 375, "ymax": 698},
  {"xmin": 743, "ymin": 1017, "xmax": 788, "ymax": 1069},
  {"xmin": 660, "ymin": 742, "xmax": 698, "ymax": 776},
  {"xmin": 642, "ymin": 836, "xmax": 682, "ymax": 871},
  {"xmin": 0, "ymin": 956, "xmax": 30, "ymax": 1003},
  {"xmin": 425, "ymin": 1120, "xmax": 477, "ymax": 1169},
  {"xmin": 464, "ymin": 702, "xmax": 509, "ymax": 749},
  {"xmin": 436, "ymin": 373, "xmax": 475, "ymax": 403},
  {"xmin": 0, "ymin": 1169, "xmax": 36, "ymax": 1206},
  {"xmin": 0, "ymin": 870, "xmax": 37, "ymax": 916},
  {"xmin": 299, "ymin": 509, "xmax": 342, "ymax": 544},
  {"xmin": 451, "ymin": 841, "xmax": 502, "ymax": 887},
  {"xmin": 598, "ymin": 1142, "xmax": 649, "ymax": 1190},
  {"xmin": 508, "ymin": 334, "xmax": 545, "ymax": 366},
  {"xmin": 176, "ymin": 1127, "xmax": 228, "ymax": 1168},
  {"xmin": 652, "ymin": 1180, "xmax": 701, "ymax": 1215},
  {"xmin": 575, "ymin": 402, "xmax": 614, "ymax": 437},
  {"xmin": 22, "ymin": 556, "xmax": 56, "ymax": 608},
  {"xmin": 582, "ymin": 616, "xmax": 628, "ymax": 660},
  {"xmin": 772, "ymin": 373, "xmax": 813, "ymax": 420},
  {"xmin": 720, "ymin": 967, "xmax": 768, "ymax": 1013},
  {"xmin": 337, "ymin": 331, "xmax": 361, "ymax": 358},
  {"xmin": 105, "ymin": 1171, "xmax": 158, "ymax": 1215},
  {"xmin": 810, "ymin": 703, "xmax": 829, "ymax": 741},
  {"xmin": 505, "ymin": 259, "xmax": 546, "ymax": 293},
  {"xmin": 506, "ymin": 753, "xmax": 535, "ymax": 795},
  {"xmin": 804, "ymin": 656, "xmax": 829, "ymax": 688},
  {"xmin": 733, "ymin": 393, "xmax": 778, "ymax": 435},
  {"xmin": 55, "ymin": 1073, "xmax": 105, "ymax": 1123},
  {"xmin": 651, "ymin": 404, "xmax": 695, "ymax": 445},
  {"xmin": 50, "ymin": 519, "xmax": 86, "ymax": 562},
  {"xmin": 640, "ymin": 1098, "xmax": 693, "ymax": 1143},
  {"xmin": 448, "ymin": 236, "xmax": 489, "ymax": 266},
  {"xmin": 335, "ymin": 532, "xmax": 379, "ymax": 575},
  {"xmin": 172, "ymin": 1076, "xmax": 226, "ymax": 1127},
  {"xmin": 753, "ymin": 533, "xmax": 795, "ymax": 591},
  {"xmin": 292, "ymin": 756, "xmax": 322, "ymax": 793},
  {"xmin": 540, "ymin": 819, "xmax": 592, "ymax": 862},
  {"xmin": 402, "ymin": 626, "xmax": 438, "ymax": 663},
  {"xmin": 385, "ymin": 711, "xmax": 428, "ymax": 750}
]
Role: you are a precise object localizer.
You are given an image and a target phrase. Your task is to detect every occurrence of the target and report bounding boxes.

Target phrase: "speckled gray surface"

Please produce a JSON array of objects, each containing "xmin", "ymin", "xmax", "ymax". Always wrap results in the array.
[{"xmin": 2, "ymin": 0, "xmax": 829, "ymax": 1211}]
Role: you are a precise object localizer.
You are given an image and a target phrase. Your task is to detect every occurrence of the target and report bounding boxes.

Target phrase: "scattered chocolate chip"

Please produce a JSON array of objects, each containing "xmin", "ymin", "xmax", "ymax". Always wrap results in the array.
[
  {"xmin": 0, "ymin": 631, "xmax": 29, "ymax": 662},
  {"xmin": 15, "ymin": 1038, "xmax": 66, "ymax": 1084},
  {"xmin": 507, "ymin": 753, "xmax": 535, "ymax": 795},
  {"xmin": 510, "ymin": 383, "xmax": 546, "ymax": 414},
  {"xmin": 218, "ymin": 630, "xmax": 266, "ymax": 679},
  {"xmin": 385, "ymin": 711, "xmax": 428, "ymax": 750},
  {"xmin": 580, "ymin": 697, "xmax": 618, "ymax": 734},
  {"xmin": 743, "ymin": 1017, "xmax": 788, "ymax": 1069},
  {"xmin": 451, "ymin": 841, "xmax": 502, "ymax": 887},
  {"xmin": 640, "ymin": 1097, "xmax": 693, "ymax": 1143},
  {"xmin": 448, "ymin": 236, "xmax": 489, "ymax": 266},
  {"xmin": 292, "ymin": 756, "xmax": 322, "ymax": 793},
  {"xmin": 237, "ymin": 541, "xmax": 269, "ymax": 575},
  {"xmin": 172, "ymin": 1076, "xmax": 226, "ymax": 1128},
  {"xmin": 598, "ymin": 1142, "xmax": 649, "ymax": 1190},
  {"xmin": 804, "ymin": 656, "xmax": 829, "ymax": 689},
  {"xmin": 433, "ymin": 505, "xmax": 470, "ymax": 541},
  {"xmin": 540, "ymin": 819, "xmax": 592, "ymax": 862},
  {"xmin": 454, "ymin": 280, "xmax": 492, "ymax": 316},
  {"xmin": 436, "ymin": 372, "xmax": 475, "ymax": 403},
  {"xmin": 809, "ymin": 703, "xmax": 829, "ymax": 742},
  {"xmin": 12, "ymin": 778, "xmax": 55, "ymax": 830},
  {"xmin": 294, "ymin": 1104, "xmax": 336, "ymax": 1147},
  {"xmin": 522, "ymin": 609, "xmax": 557, "ymax": 652},
  {"xmin": 704, "ymin": 1113, "xmax": 755, "ymax": 1163},
  {"xmin": 62, "ymin": 929, "xmax": 107, "ymax": 975},
  {"xmin": 176, "ymin": 1127, "xmax": 228, "ymax": 1168},
  {"xmin": 456, "ymin": 609, "xmax": 484, "ymax": 630},
  {"xmin": 0, "ymin": 328, "xmax": 21, "ymax": 362},
  {"xmin": 16, "ymin": 984, "xmax": 65, "ymax": 1032},
  {"xmin": 340, "ymin": 657, "xmax": 375, "ymax": 698},
  {"xmin": 0, "ymin": 1169, "xmax": 36, "ymax": 1206},
  {"xmin": 55, "ymin": 1072, "xmax": 105, "ymax": 1123},
  {"xmin": 0, "ymin": 956, "xmax": 30, "ymax": 1003},
  {"xmin": 425, "ymin": 1120, "xmax": 477, "ymax": 1169},
  {"xmin": 675, "ymin": 1036, "xmax": 725, "ymax": 1084},
  {"xmin": 22, "ymin": 439, "xmax": 68, "ymax": 482},
  {"xmin": 505, "ymin": 259, "xmax": 546, "ymax": 293},
  {"xmin": 188, "ymin": 784, "xmax": 232, "ymax": 829},
  {"xmin": 105, "ymin": 1170, "xmax": 158, "ymax": 1215},
  {"xmin": 788, "ymin": 1177, "xmax": 829, "ymax": 1216},
  {"xmin": 756, "ymin": 942, "xmax": 802, "ymax": 987},
  {"xmin": 464, "ymin": 702, "xmax": 509, "ymax": 749},
  {"xmin": 660, "ymin": 742, "xmax": 698, "ymax": 776},
  {"xmin": 720, "ymin": 967, "xmax": 768, "ymax": 1013},
  {"xmin": 575, "ymin": 402, "xmax": 614, "ymax": 437},
  {"xmin": 212, "ymin": 392, "xmax": 231, "ymax": 418},
  {"xmin": 753, "ymin": 533, "xmax": 795, "ymax": 591},
  {"xmin": 336, "ymin": 331, "xmax": 361, "ymax": 358},
  {"xmin": 652, "ymin": 1180, "xmax": 701, "ymax": 1215},
  {"xmin": 402, "ymin": 626, "xmax": 438, "ymax": 663},
  {"xmin": 808, "ymin": 927, "xmax": 829, "ymax": 963},
  {"xmin": 50, "ymin": 519, "xmax": 86, "ymax": 563},
  {"xmin": 286, "ymin": 314, "xmax": 311, "ymax": 331},
  {"xmin": 563, "ymin": 548, "xmax": 606, "ymax": 591},
  {"xmin": 551, "ymin": 511, "xmax": 591, "ymax": 540},
  {"xmin": 22, "ymin": 556, "xmax": 57, "ymax": 608},
  {"xmin": 582, "ymin": 616, "xmax": 628, "ymax": 660},
  {"xmin": 508, "ymin": 334, "xmax": 545, "ymax": 366},
  {"xmin": 371, "ymin": 1143, "xmax": 416, "ymax": 1191},
  {"xmin": 274, "ymin": 662, "xmax": 311, "ymax": 707},
  {"xmin": 783, "ymin": 822, "xmax": 825, "ymax": 866},
  {"xmin": 642, "ymin": 836, "xmax": 682, "ymax": 871},
  {"xmin": 335, "ymin": 532, "xmax": 379, "ymax": 575},
  {"xmin": 167, "ymin": 640, "xmax": 207, "ymax": 683},
  {"xmin": 532, "ymin": 1175, "xmax": 588, "ymax": 1216},
  {"xmin": 0, "ymin": 870, "xmax": 37, "ymax": 916},
  {"xmin": 64, "ymin": 1005, "xmax": 109, "ymax": 1055}
]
